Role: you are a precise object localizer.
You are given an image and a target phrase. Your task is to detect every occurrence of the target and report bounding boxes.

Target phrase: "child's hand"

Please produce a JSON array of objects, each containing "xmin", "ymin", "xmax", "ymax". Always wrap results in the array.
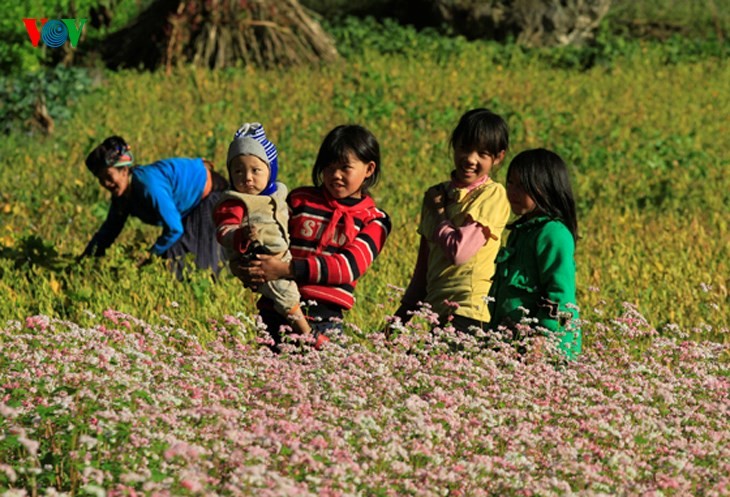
[
  {"xmin": 425, "ymin": 185, "xmax": 446, "ymax": 216},
  {"xmin": 465, "ymin": 214, "xmax": 498, "ymax": 241},
  {"xmin": 481, "ymin": 224, "xmax": 498, "ymax": 241},
  {"xmin": 240, "ymin": 224, "xmax": 258, "ymax": 241},
  {"xmin": 247, "ymin": 254, "xmax": 293, "ymax": 283},
  {"xmin": 229, "ymin": 259, "xmax": 259, "ymax": 290}
]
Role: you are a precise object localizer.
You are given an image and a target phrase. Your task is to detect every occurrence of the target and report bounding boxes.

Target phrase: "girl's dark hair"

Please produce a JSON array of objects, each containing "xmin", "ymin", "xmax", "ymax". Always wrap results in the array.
[
  {"xmin": 312, "ymin": 124, "xmax": 381, "ymax": 195},
  {"xmin": 85, "ymin": 135, "xmax": 129, "ymax": 176},
  {"xmin": 508, "ymin": 148, "xmax": 578, "ymax": 241},
  {"xmin": 450, "ymin": 108, "xmax": 509, "ymax": 157}
]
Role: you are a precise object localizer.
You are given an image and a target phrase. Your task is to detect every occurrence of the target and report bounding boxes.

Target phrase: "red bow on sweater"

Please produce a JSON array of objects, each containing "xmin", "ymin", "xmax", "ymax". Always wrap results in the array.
[{"xmin": 316, "ymin": 192, "xmax": 361, "ymax": 254}]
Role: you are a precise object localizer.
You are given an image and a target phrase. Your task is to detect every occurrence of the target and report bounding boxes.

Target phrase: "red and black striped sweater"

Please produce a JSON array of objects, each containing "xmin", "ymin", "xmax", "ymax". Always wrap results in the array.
[{"xmin": 264, "ymin": 186, "xmax": 391, "ymax": 311}]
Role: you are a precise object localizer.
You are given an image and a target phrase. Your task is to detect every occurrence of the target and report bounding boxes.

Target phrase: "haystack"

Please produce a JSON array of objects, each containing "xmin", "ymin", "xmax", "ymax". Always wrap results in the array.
[{"xmin": 102, "ymin": 0, "xmax": 338, "ymax": 70}]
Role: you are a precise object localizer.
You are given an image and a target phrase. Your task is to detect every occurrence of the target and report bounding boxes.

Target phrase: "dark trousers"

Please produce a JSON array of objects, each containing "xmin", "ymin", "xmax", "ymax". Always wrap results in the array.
[
  {"xmin": 164, "ymin": 171, "xmax": 228, "ymax": 279},
  {"xmin": 259, "ymin": 300, "xmax": 344, "ymax": 346},
  {"xmin": 447, "ymin": 314, "xmax": 489, "ymax": 335}
]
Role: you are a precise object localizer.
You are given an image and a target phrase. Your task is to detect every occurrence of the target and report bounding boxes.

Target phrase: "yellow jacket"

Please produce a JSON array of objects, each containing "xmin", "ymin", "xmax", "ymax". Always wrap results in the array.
[{"xmin": 419, "ymin": 178, "xmax": 511, "ymax": 322}]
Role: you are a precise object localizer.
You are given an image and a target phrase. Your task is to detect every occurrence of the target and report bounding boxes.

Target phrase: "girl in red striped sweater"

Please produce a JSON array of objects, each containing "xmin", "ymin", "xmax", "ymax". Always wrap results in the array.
[{"xmin": 236, "ymin": 125, "xmax": 391, "ymax": 347}]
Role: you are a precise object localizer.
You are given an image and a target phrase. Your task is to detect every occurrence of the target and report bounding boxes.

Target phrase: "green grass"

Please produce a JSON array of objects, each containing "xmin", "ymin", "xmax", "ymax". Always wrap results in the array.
[
  {"xmin": 0, "ymin": 0, "xmax": 147, "ymax": 74},
  {"xmin": 0, "ymin": 24, "xmax": 728, "ymax": 344},
  {"xmin": 607, "ymin": 0, "xmax": 729, "ymax": 40}
]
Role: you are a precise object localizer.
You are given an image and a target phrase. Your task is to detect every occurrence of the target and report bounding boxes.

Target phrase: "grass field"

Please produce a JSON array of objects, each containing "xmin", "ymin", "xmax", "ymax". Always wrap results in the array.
[{"xmin": 1, "ymin": 30, "xmax": 728, "ymax": 341}]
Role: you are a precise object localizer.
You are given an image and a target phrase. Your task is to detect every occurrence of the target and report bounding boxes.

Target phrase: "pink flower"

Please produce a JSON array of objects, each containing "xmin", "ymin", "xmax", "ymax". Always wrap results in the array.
[{"xmin": 180, "ymin": 479, "xmax": 203, "ymax": 492}]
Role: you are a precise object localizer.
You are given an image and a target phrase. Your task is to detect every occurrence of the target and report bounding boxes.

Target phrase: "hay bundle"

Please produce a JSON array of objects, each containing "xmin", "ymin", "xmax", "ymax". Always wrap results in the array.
[{"xmin": 102, "ymin": 0, "xmax": 338, "ymax": 70}]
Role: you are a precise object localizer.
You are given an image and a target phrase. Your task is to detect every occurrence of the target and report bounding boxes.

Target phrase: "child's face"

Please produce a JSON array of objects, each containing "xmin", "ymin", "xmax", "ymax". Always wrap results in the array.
[
  {"xmin": 452, "ymin": 147, "xmax": 504, "ymax": 186},
  {"xmin": 506, "ymin": 169, "xmax": 538, "ymax": 216},
  {"xmin": 229, "ymin": 155, "xmax": 270, "ymax": 195},
  {"xmin": 96, "ymin": 166, "xmax": 130, "ymax": 198},
  {"xmin": 322, "ymin": 151, "xmax": 375, "ymax": 199}
]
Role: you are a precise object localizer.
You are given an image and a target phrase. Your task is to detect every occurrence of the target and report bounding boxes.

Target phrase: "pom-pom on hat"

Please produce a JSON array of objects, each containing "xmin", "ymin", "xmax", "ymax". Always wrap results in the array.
[{"xmin": 227, "ymin": 122, "xmax": 278, "ymax": 195}]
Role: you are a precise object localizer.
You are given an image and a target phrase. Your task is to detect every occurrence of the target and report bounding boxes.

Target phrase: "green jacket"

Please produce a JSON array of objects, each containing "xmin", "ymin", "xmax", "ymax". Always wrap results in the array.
[{"xmin": 488, "ymin": 215, "xmax": 581, "ymax": 359}]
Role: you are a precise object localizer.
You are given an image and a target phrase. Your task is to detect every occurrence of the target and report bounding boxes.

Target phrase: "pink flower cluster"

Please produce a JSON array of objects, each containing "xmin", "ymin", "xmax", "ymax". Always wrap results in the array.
[{"xmin": 1, "ymin": 306, "xmax": 728, "ymax": 496}]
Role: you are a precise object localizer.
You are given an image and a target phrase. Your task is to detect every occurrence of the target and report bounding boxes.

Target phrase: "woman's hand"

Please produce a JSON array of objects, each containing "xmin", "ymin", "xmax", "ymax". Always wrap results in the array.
[{"xmin": 136, "ymin": 256, "xmax": 153, "ymax": 268}]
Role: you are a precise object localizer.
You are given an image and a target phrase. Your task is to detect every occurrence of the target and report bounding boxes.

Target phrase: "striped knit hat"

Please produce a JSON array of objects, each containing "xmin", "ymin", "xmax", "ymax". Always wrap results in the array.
[{"xmin": 227, "ymin": 122, "xmax": 278, "ymax": 195}]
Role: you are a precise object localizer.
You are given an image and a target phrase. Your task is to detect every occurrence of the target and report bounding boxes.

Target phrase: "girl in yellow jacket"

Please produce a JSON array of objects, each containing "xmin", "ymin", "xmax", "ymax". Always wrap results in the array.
[{"xmin": 395, "ymin": 108, "xmax": 511, "ymax": 334}]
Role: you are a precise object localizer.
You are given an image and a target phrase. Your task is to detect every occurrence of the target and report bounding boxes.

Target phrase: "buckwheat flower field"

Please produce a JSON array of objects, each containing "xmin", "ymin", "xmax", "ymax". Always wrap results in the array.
[
  {"xmin": 2, "ymin": 303, "xmax": 728, "ymax": 496},
  {"xmin": 2, "ymin": 3, "xmax": 729, "ymax": 495}
]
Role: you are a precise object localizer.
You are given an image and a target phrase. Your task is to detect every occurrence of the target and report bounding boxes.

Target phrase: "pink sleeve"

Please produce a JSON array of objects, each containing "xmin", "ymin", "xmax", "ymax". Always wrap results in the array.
[{"xmin": 433, "ymin": 219, "xmax": 488, "ymax": 266}]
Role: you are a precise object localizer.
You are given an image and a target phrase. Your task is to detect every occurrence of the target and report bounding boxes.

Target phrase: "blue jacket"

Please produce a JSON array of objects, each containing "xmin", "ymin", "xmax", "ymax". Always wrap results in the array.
[{"xmin": 84, "ymin": 158, "xmax": 207, "ymax": 256}]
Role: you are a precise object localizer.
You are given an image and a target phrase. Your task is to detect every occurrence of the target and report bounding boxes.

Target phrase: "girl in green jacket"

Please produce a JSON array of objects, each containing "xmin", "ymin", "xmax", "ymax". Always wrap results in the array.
[{"xmin": 488, "ymin": 148, "xmax": 581, "ymax": 359}]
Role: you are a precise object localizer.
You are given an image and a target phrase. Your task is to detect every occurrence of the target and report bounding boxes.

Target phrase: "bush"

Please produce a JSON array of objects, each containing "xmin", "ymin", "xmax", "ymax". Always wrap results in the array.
[{"xmin": 0, "ymin": 66, "xmax": 94, "ymax": 135}]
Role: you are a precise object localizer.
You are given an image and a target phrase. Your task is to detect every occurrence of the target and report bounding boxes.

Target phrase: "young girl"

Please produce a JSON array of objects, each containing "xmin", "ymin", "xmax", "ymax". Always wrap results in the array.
[
  {"xmin": 213, "ymin": 123, "xmax": 311, "ymax": 336},
  {"xmin": 82, "ymin": 136, "xmax": 228, "ymax": 278},
  {"xmin": 394, "ymin": 108, "xmax": 511, "ymax": 333},
  {"xmin": 235, "ymin": 124, "xmax": 391, "ymax": 347},
  {"xmin": 488, "ymin": 148, "xmax": 581, "ymax": 359}
]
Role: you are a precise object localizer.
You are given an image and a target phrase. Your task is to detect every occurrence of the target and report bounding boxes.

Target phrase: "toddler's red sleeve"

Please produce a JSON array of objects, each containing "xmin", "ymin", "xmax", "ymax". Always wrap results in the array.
[{"xmin": 213, "ymin": 200, "xmax": 248, "ymax": 252}]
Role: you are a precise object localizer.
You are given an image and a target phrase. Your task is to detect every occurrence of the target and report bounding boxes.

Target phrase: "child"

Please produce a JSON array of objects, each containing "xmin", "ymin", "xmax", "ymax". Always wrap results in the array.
[
  {"xmin": 488, "ymin": 148, "xmax": 581, "ymax": 359},
  {"xmin": 82, "ymin": 136, "xmax": 228, "ymax": 278},
  {"xmin": 393, "ymin": 108, "xmax": 511, "ymax": 334},
  {"xmin": 213, "ymin": 123, "xmax": 311, "ymax": 336},
  {"xmin": 233, "ymin": 124, "xmax": 391, "ymax": 347}
]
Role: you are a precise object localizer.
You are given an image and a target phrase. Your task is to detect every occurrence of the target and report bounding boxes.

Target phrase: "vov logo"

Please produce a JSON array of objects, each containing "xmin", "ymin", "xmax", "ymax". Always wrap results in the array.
[{"xmin": 23, "ymin": 18, "xmax": 87, "ymax": 48}]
